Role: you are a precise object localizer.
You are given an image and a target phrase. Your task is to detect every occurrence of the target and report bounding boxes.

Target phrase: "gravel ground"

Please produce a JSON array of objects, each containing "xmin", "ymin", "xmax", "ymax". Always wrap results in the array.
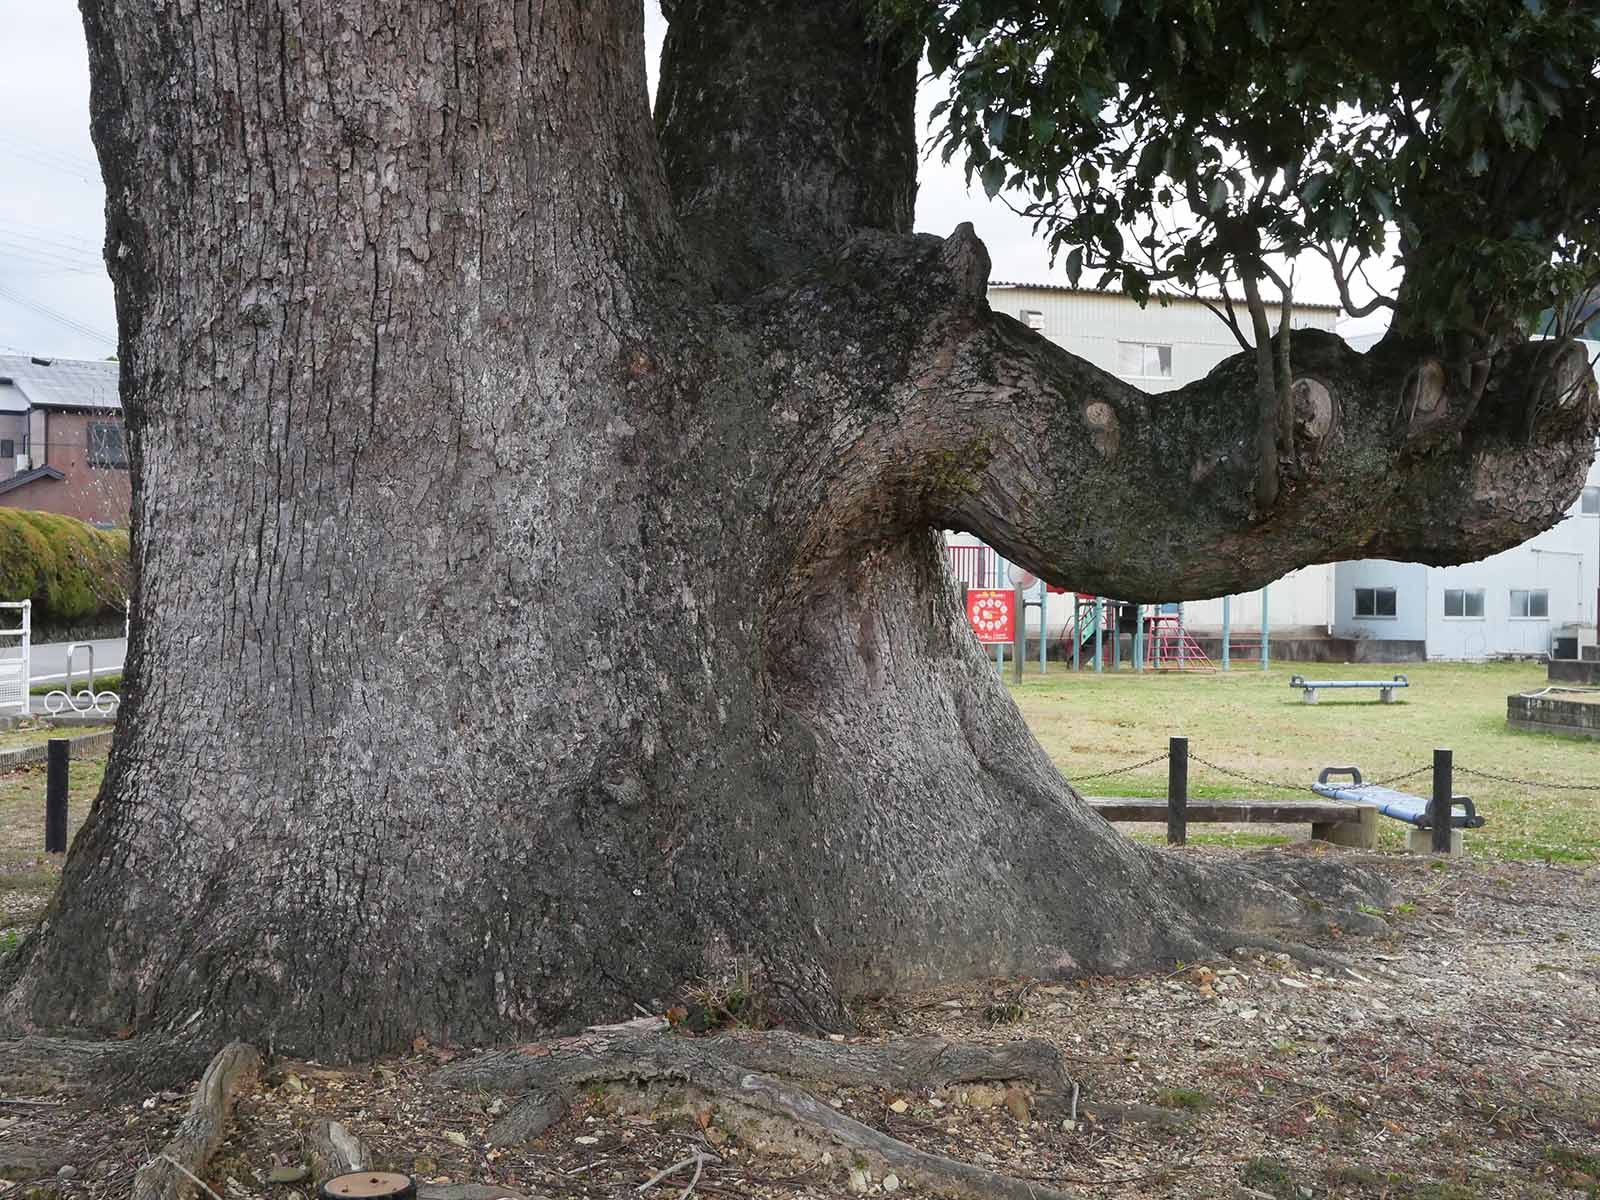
[{"xmin": 4, "ymin": 848, "xmax": 1597, "ymax": 1200}]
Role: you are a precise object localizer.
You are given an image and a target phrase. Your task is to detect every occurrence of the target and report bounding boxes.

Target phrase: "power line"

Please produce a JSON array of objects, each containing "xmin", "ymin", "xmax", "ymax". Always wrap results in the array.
[{"xmin": 0, "ymin": 282, "xmax": 116, "ymax": 346}]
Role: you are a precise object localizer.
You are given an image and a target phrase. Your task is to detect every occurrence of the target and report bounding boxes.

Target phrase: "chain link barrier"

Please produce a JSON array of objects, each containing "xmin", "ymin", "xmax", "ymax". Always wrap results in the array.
[
  {"xmin": 1455, "ymin": 764, "xmax": 1600, "ymax": 792},
  {"xmin": 1074, "ymin": 753, "xmax": 1596, "ymax": 796},
  {"xmin": 1070, "ymin": 752, "xmax": 1168, "ymax": 783}
]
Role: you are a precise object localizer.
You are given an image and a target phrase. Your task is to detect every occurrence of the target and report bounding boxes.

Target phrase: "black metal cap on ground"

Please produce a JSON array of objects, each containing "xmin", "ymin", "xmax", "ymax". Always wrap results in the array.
[{"xmin": 319, "ymin": 1173, "xmax": 416, "ymax": 1199}]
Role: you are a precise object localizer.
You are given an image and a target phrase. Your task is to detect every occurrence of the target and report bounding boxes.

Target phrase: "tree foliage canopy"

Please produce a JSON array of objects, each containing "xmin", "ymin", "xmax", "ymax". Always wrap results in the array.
[{"xmin": 892, "ymin": 0, "xmax": 1600, "ymax": 342}]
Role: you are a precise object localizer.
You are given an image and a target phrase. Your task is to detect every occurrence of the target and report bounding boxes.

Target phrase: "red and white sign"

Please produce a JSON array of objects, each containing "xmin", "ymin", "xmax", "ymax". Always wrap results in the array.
[{"xmin": 966, "ymin": 589, "xmax": 1015, "ymax": 644}]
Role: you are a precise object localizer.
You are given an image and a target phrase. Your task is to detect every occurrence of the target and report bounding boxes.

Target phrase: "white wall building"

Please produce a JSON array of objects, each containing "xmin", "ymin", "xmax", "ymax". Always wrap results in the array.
[
  {"xmin": 957, "ymin": 288, "xmax": 1600, "ymax": 661},
  {"xmin": 986, "ymin": 281, "xmax": 1340, "ymax": 393}
]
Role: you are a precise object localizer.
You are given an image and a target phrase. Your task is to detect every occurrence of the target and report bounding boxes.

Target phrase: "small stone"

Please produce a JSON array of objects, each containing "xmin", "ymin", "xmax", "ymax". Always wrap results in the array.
[
  {"xmin": 486, "ymin": 1097, "xmax": 505, "ymax": 1116},
  {"xmin": 882, "ymin": 1174, "xmax": 900, "ymax": 1192},
  {"xmin": 57, "ymin": 1166, "xmax": 78, "ymax": 1181},
  {"xmin": 443, "ymin": 1131, "xmax": 469, "ymax": 1149},
  {"xmin": 847, "ymin": 1168, "xmax": 870, "ymax": 1194},
  {"xmin": 281, "ymin": 1074, "xmax": 305, "ymax": 1095},
  {"xmin": 888, "ymin": 1099, "xmax": 908, "ymax": 1114},
  {"xmin": 974, "ymin": 1151, "xmax": 999, "ymax": 1166},
  {"xmin": 1239, "ymin": 1008, "xmax": 1259, "ymax": 1022},
  {"xmin": 1280, "ymin": 978, "xmax": 1310, "ymax": 990},
  {"xmin": 267, "ymin": 1166, "xmax": 309, "ymax": 1184}
]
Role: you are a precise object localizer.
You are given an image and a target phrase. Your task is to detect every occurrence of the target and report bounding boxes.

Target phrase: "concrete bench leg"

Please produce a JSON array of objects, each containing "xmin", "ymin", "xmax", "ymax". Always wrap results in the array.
[
  {"xmin": 1301, "ymin": 688, "xmax": 1317, "ymax": 704},
  {"xmin": 1380, "ymin": 687, "xmax": 1394, "ymax": 703},
  {"xmin": 1407, "ymin": 827, "xmax": 1464, "ymax": 856},
  {"xmin": 1312, "ymin": 804, "xmax": 1377, "ymax": 850}
]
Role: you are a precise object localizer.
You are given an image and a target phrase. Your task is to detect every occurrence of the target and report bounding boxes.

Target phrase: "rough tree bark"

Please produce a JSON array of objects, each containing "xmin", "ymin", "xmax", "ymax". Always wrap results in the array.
[{"xmin": 2, "ymin": 0, "xmax": 1594, "ymax": 1060}]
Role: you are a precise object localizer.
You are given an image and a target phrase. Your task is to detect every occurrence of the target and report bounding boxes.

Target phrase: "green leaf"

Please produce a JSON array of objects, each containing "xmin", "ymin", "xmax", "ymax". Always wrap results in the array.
[
  {"xmin": 981, "ymin": 159, "xmax": 1008, "ymax": 198},
  {"xmin": 1065, "ymin": 246, "xmax": 1084, "ymax": 287},
  {"xmin": 1208, "ymin": 177, "xmax": 1228, "ymax": 212},
  {"xmin": 988, "ymin": 110, "xmax": 1009, "ymax": 146},
  {"xmin": 927, "ymin": 31, "xmax": 958, "ymax": 76},
  {"xmin": 1101, "ymin": 0, "xmax": 1122, "ymax": 19},
  {"xmin": 1030, "ymin": 114, "xmax": 1057, "ymax": 142}
]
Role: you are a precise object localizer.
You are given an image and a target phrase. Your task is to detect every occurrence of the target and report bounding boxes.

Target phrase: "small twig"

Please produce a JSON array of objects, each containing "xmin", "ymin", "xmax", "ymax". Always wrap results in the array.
[
  {"xmin": 678, "ymin": 1150, "xmax": 706, "ymax": 1200},
  {"xmin": 1068, "ymin": 1081, "xmax": 1079, "ymax": 1125},
  {"xmin": 639, "ymin": 1150, "xmax": 717, "ymax": 1194}
]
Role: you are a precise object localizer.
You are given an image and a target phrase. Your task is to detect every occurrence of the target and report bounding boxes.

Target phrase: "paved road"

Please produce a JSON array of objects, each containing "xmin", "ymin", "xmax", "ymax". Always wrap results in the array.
[{"xmin": 28, "ymin": 638, "xmax": 126, "ymax": 686}]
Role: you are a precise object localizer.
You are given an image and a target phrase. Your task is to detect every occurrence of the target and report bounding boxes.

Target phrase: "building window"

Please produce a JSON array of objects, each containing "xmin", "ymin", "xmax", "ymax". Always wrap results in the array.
[
  {"xmin": 1117, "ymin": 341, "xmax": 1173, "ymax": 379},
  {"xmin": 0, "ymin": 439, "xmax": 11, "ymax": 460},
  {"xmin": 87, "ymin": 422, "xmax": 128, "ymax": 469},
  {"xmin": 1354, "ymin": 587, "xmax": 1397, "ymax": 618},
  {"xmin": 1582, "ymin": 486, "xmax": 1600, "ymax": 515},
  {"xmin": 1510, "ymin": 589, "xmax": 1549, "ymax": 619},
  {"xmin": 1021, "ymin": 309, "xmax": 1045, "ymax": 331},
  {"xmin": 1443, "ymin": 588, "xmax": 1484, "ymax": 618}
]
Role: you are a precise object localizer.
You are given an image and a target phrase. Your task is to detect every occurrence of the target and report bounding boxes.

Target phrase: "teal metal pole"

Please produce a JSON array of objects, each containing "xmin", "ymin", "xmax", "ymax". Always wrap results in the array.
[
  {"xmin": 1038, "ymin": 581, "xmax": 1047, "ymax": 675},
  {"xmin": 1133, "ymin": 603, "xmax": 1144, "ymax": 671},
  {"xmin": 1260, "ymin": 583, "xmax": 1271, "ymax": 671},
  {"xmin": 1113, "ymin": 602, "xmax": 1122, "ymax": 671},
  {"xmin": 1072, "ymin": 597, "xmax": 1081, "ymax": 671},
  {"xmin": 1093, "ymin": 597, "xmax": 1103, "ymax": 673},
  {"xmin": 1221, "ymin": 595, "xmax": 1231, "ymax": 672}
]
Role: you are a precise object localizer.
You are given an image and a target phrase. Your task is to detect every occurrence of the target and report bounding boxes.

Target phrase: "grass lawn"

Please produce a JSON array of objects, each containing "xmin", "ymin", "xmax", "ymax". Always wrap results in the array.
[
  {"xmin": 0, "ymin": 752, "xmax": 103, "ymax": 950},
  {"xmin": 1007, "ymin": 659, "xmax": 1600, "ymax": 861}
]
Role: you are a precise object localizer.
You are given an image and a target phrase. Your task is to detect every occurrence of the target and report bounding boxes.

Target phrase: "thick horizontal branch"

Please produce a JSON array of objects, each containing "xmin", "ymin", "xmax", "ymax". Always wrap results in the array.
[{"xmin": 891, "ymin": 228, "xmax": 1600, "ymax": 600}]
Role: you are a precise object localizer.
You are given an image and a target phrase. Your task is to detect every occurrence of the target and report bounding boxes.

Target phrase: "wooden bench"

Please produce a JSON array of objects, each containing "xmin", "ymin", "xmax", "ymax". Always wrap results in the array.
[
  {"xmin": 1289, "ymin": 674, "xmax": 1408, "ymax": 704},
  {"xmin": 1085, "ymin": 796, "xmax": 1377, "ymax": 848}
]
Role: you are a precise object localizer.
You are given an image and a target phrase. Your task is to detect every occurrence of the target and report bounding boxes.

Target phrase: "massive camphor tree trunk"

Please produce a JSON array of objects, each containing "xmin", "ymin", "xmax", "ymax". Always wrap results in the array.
[{"xmin": 3, "ymin": 0, "xmax": 1595, "ymax": 1060}]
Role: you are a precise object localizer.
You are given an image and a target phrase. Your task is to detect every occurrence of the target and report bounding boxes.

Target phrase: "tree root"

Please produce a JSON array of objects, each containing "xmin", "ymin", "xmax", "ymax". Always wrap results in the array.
[
  {"xmin": 0, "ymin": 1034, "xmax": 211, "ymax": 1098},
  {"xmin": 132, "ymin": 1041, "xmax": 260, "ymax": 1200},
  {"xmin": 435, "ymin": 1021, "xmax": 1081, "ymax": 1200},
  {"xmin": 304, "ymin": 1115, "xmax": 370, "ymax": 1178}
]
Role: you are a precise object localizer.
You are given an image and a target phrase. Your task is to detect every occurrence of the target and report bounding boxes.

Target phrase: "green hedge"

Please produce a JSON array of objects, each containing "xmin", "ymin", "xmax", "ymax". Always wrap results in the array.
[{"xmin": 0, "ymin": 510, "xmax": 129, "ymax": 626}]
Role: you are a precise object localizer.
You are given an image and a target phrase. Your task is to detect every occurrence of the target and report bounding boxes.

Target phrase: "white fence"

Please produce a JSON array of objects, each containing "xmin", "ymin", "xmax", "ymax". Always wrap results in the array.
[{"xmin": 0, "ymin": 600, "xmax": 30, "ymax": 718}]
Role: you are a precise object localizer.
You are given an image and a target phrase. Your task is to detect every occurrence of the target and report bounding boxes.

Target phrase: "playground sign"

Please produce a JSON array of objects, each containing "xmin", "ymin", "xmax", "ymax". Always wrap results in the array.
[{"xmin": 966, "ymin": 589, "xmax": 1015, "ymax": 644}]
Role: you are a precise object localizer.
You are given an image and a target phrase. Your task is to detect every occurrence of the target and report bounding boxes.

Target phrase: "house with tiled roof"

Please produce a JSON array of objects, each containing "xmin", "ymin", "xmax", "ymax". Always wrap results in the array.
[{"xmin": 0, "ymin": 352, "xmax": 127, "ymax": 526}]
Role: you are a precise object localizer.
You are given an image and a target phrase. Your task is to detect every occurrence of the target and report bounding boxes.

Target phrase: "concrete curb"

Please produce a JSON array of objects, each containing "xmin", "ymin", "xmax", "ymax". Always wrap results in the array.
[{"xmin": 0, "ymin": 729, "xmax": 116, "ymax": 774}]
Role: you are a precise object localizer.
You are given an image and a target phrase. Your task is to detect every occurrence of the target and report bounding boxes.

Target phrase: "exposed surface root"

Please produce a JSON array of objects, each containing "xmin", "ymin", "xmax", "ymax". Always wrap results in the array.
[
  {"xmin": 435, "ymin": 1020, "xmax": 1081, "ymax": 1200},
  {"xmin": 131, "ymin": 1042, "xmax": 260, "ymax": 1200},
  {"xmin": 0, "ymin": 1034, "xmax": 209, "ymax": 1098},
  {"xmin": 304, "ymin": 1115, "xmax": 369, "ymax": 1178}
]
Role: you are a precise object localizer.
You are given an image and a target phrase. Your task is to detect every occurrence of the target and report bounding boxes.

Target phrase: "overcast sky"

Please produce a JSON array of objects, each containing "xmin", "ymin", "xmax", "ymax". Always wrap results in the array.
[{"xmin": 0, "ymin": 3, "xmax": 1379, "ymax": 362}]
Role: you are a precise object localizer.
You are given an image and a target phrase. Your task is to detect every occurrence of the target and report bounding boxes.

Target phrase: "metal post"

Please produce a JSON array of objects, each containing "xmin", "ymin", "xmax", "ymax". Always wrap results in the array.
[
  {"xmin": 1221, "ymin": 594, "xmax": 1231, "ymax": 672},
  {"xmin": 1260, "ymin": 583, "xmax": 1271, "ymax": 671},
  {"xmin": 45, "ymin": 738, "xmax": 69, "ymax": 853},
  {"xmin": 1072, "ymin": 596, "xmax": 1081, "ymax": 672},
  {"xmin": 1167, "ymin": 736, "xmax": 1189, "ymax": 846},
  {"xmin": 1012, "ymin": 581, "xmax": 1025, "ymax": 685},
  {"xmin": 1133, "ymin": 603, "xmax": 1144, "ymax": 672},
  {"xmin": 1093, "ymin": 598, "xmax": 1103, "ymax": 673},
  {"xmin": 1112, "ymin": 602, "xmax": 1122, "ymax": 671},
  {"xmin": 1038, "ymin": 582, "xmax": 1047, "ymax": 675},
  {"xmin": 1431, "ymin": 748, "xmax": 1453, "ymax": 853}
]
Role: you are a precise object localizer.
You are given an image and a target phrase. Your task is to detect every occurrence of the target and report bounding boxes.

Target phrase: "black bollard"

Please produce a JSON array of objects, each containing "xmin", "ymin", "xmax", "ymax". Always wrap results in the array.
[
  {"xmin": 1430, "ymin": 747, "xmax": 1453, "ymax": 854},
  {"xmin": 45, "ymin": 737, "xmax": 69, "ymax": 853},
  {"xmin": 1167, "ymin": 736, "xmax": 1189, "ymax": 846}
]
